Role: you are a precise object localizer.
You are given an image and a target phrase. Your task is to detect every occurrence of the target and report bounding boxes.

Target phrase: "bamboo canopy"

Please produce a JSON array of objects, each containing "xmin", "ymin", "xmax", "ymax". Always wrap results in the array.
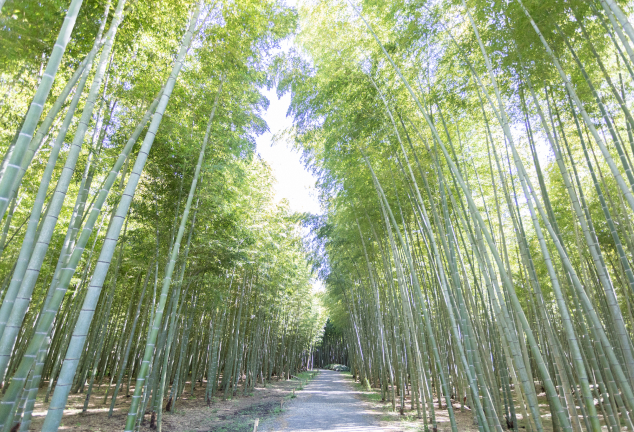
[{"xmin": 3, "ymin": 0, "xmax": 634, "ymax": 431}]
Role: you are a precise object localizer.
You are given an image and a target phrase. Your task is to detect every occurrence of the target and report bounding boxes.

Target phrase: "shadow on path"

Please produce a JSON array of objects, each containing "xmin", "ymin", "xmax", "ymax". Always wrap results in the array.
[{"xmin": 259, "ymin": 369, "xmax": 402, "ymax": 432}]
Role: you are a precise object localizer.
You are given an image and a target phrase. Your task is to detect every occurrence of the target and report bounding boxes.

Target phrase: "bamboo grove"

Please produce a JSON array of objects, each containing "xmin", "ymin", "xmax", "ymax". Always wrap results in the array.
[
  {"xmin": 0, "ymin": 1, "xmax": 325, "ymax": 431},
  {"xmin": 287, "ymin": 0, "xmax": 634, "ymax": 430}
]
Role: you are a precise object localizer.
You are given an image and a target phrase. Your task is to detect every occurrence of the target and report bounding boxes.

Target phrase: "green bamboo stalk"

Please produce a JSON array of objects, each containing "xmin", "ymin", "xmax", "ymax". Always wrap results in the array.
[
  {"xmin": 0, "ymin": 55, "xmax": 94, "ymax": 348},
  {"xmin": 39, "ymin": 7, "xmax": 202, "ymax": 432},
  {"xmin": 0, "ymin": 0, "xmax": 85, "ymax": 219},
  {"xmin": 601, "ymin": 0, "xmax": 634, "ymax": 52},
  {"xmin": 108, "ymin": 260, "xmax": 153, "ymax": 416},
  {"xmin": 0, "ymin": 0, "xmax": 129, "ymax": 392}
]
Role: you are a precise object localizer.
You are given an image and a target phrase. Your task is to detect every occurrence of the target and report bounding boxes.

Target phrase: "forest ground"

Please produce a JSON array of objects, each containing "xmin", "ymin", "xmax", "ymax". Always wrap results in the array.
[
  {"xmin": 259, "ymin": 368, "xmax": 390, "ymax": 431},
  {"xmin": 342, "ymin": 372, "xmax": 481, "ymax": 432},
  {"xmin": 262, "ymin": 368, "xmax": 484, "ymax": 431},
  {"xmin": 340, "ymin": 372, "xmax": 563, "ymax": 432},
  {"xmin": 24, "ymin": 371, "xmax": 576, "ymax": 431},
  {"xmin": 26, "ymin": 372, "xmax": 313, "ymax": 432}
]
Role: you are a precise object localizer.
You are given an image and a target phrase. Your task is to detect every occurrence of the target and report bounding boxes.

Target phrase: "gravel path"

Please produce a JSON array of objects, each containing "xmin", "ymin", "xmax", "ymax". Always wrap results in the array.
[{"xmin": 259, "ymin": 369, "xmax": 394, "ymax": 432}]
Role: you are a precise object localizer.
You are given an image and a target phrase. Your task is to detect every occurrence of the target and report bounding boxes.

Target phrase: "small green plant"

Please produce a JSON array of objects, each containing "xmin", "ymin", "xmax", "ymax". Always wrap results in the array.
[{"xmin": 366, "ymin": 392, "xmax": 382, "ymax": 402}]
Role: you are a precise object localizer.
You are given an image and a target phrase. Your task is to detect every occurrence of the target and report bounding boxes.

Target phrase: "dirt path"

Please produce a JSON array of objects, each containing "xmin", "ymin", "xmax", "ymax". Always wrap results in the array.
[{"xmin": 260, "ymin": 369, "xmax": 401, "ymax": 432}]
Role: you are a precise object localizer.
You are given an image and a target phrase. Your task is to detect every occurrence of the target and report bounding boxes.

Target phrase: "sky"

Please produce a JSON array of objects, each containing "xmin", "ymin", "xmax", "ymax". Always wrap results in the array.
[
  {"xmin": 253, "ymin": 0, "xmax": 320, "ymax": 216},
  {"xmin": 255, "ymin": 88, "xmax": 322, "ymax": 215},
  {"xmin": 256, "ymin": 4, "xmax": 323, "ymax": 292},
  {"xmin": 256, "ymin": 87, "xmax": 326, "ymax": 293}
]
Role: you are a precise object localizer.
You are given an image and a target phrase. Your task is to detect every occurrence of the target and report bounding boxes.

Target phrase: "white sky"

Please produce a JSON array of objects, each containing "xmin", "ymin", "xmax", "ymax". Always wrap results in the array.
[
  {"xmin": 256, "ymin": 88, "xmax": 322, "ymax": 215},
  {"xmin": 258, "ymin": 2, "xmax": 324, "ymax": 293},
  {"xmin": 255, "ymin": 1, "xmax": 320, "ymax": 215},
  {"xmin": 256, "ymin": 87, "xmax": 326, "ymax": 293}
]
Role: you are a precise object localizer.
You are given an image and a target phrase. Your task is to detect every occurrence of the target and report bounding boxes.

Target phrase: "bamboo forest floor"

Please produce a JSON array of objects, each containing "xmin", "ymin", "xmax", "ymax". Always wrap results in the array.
[
  {"xmin": 321, "ymin": 372, "xmax": 565, "ymax": 432},
  {"xmin": 25, "ymin": 372, "xmax": 315, "ymax": 431},
  {"xmin": 261, "ymin": 369, "xmax": 483, "ymax": 432},
  {"xmin": 22, "ymin": 371, "xmax": 608, "ymax": 431},
  {"xmin": 344, "ymin": 375, "xmax": 620, "ymax": 432},
  {"xmin": 341, "ymin": 371, "xmax": 482, "ymax": 432},
  {"xmin": 259, "ymin": 368, "xmax": 390, "ymax": 431}
]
